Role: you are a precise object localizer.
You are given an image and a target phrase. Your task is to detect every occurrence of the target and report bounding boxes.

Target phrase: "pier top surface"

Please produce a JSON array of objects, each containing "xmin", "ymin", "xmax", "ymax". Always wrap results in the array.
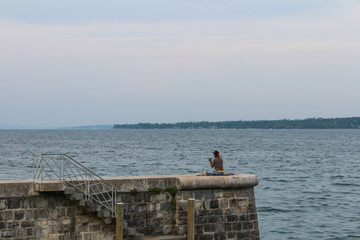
[{"xmin": 0, "ymin": 174, "xmax": 258, "ymax": 197}]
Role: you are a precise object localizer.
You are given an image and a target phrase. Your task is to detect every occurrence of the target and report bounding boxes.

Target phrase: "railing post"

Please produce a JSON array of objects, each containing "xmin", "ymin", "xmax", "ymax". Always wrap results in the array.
[
  {"xmin": 187, "ymin": 198, "xmax": 195, "ymax": 240},
  {"xmin": 32, "ymin": 154, "xmax": 36, "ymax": 183},
  {"xmin": 60, "ymin": 155, "xmax": 63, "ymax": 182},
  {"xmin": 116, "ymin": 202, "xmax": 124, "ymax": 240},
  {"xmin": 40, "ymin": 154, "xmax": 43, "ymax": 183}
]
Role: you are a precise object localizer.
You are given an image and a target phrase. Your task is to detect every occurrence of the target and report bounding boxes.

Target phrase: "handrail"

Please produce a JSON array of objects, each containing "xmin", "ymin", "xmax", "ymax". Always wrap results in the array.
[{"xmin": 33, "ymin": 153, "xmax": 118, "ymax": 217}]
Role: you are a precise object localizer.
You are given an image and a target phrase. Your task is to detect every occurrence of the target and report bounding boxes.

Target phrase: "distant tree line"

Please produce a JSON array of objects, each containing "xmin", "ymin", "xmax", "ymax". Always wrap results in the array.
[{"xmin": 113, "ymin": 117, "xmax": 360, "ymax": 129}]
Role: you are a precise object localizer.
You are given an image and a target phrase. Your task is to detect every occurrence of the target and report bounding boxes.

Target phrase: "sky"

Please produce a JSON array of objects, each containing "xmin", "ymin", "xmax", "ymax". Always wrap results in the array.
[{"xmin": 1, "ymin": 0, "xmax": 360, "ymax": 128}]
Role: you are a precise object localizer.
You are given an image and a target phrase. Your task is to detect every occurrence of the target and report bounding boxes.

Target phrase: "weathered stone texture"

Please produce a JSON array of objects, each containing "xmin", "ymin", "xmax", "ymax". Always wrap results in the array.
[
  {"xmin": 1, "ymin": 175, "xmax": 259, "ymax": 239},
  {"xmin": 176, "ymin": 188, "xmax": 259, "ymax": 240},
  {"xmin": 0, "ymin": 195, "xmax": 115, "ymax": 240}
]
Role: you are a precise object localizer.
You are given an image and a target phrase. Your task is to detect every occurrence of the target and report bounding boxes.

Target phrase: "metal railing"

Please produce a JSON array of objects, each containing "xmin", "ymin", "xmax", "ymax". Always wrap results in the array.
[{"xmin": 33, "ymin": 153, "xmax": 117, "ymax": 217}]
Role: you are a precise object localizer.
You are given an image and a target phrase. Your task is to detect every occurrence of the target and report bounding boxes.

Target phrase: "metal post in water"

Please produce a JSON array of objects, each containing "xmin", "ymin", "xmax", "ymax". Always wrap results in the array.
[
  {"xmin": 116, "ymin": 202, "xmax": 124, "ymax": 240},
  {"xmin": 187, "ymin": 198, "xmax": 195, "ymax": 240}
]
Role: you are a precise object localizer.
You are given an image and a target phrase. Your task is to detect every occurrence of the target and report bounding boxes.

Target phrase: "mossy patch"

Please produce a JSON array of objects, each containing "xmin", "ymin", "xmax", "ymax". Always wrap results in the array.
[
  {"xmin": 130, "ymin": 188, "xmax": 137, "ymax": 195},
  {"xmin": 165, "ymin": 186, "xmax": 178, "ymax": 197},
  {"xmin": 148, "ymin": 187, "xmax": 162, "ymax": 195}
]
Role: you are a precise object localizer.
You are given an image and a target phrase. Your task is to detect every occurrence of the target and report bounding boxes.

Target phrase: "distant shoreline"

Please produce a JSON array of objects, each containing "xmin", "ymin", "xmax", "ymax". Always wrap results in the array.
[{"xmin": 114, "ymin": 117, "xmax": 360, "ymax": 129}]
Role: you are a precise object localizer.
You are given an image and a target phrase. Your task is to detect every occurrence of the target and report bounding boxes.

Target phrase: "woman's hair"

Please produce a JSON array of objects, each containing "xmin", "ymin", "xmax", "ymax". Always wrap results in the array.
[{"xmin": 213, "ymin": 150, "xmax": 220, "ymax": 157}]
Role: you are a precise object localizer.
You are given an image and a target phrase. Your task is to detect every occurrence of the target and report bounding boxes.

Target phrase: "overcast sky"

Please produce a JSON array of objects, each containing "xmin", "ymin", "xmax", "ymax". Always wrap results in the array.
[{"xmin": 1, "ymin": 0, "xmax": 359, "ymax": 128}]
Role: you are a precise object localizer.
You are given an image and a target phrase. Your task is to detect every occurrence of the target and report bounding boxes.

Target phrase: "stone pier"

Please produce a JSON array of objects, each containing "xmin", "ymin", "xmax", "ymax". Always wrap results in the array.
[{"xmin": 0, "ymin": 174, "xmax": 259, "ymax": 240}]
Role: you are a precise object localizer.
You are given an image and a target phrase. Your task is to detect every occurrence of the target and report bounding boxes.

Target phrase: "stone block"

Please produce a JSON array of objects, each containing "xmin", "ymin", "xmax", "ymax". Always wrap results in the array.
[
  {"xmin": 214, "ymin": 191, "xmax": 224, "ymax": 198},
  {"xmin": 226, "ymin": 215, "xmax": 238, "ymax": 222},
  {"xmin": 48, "ymin": 198, "xmax": 58, "ymax": 208},
  {"xmin": 226, "ymin": 231, "xmax": 236, "ymax": 239},
  {"xmin": 179, "ymin": 191, "xmax": 194, "ymax": 201},
  {"xmin": 197, "ymin": 210, "xmax": 213, "ymax": 217},
  {"xmin": 150, "ymin": 193, "xmax": 167, "ymax": 202},
  {"xmin": 24, "ymin": 209, "xmax": 34, "ymax": 219},
  {"xmin": 21, "ymin": 198, "xmax": 30, "ymax": 209},
  {"xmin": 60, "ymin": 224, "xmax": 73, "ymax": 234},
  {"xmin": 58, "ymin": 208, "xmax": 66, "ymax": 217},
  {"xmin": 16, "ymin": 228, "xmax": 25, "ymax": 238},
  {"xmin": 177, "ymin": 201, "xmax": 187, "ymax": 211},
  {"xmin": 233, "ymin": 222, "xmax": 242, "ymax": 231},
  {"xmin": 133, "ymin": 193, "xmax": 144, "ymax": 202},
  {"xmin": 14, "ymin": 210, "xmax": 25, "ymax": 220},
  {"xmin": 234, "ymin": 188, "xmax": 253, "ymax": 198},
  {"xmin": 0, "ymin": 199, "xmax": 6, "ymax": 210},
  {"xmin": 203, "ymin": 224, "xmax": 216, "ymax": 233},
  {"xmin": 195, "ymin": 191, "xmax": 215, "ymax": 200},
  {"xmin": 201, "ymin": 201, "xmax": 209, "ymax": 210},
  {"xmin": 34, "ymin": 209, "xmax": 48, "ymax": 219},
  {"xmin": 242, "ymin": 221, "xmax": 254, "ymax": 230},
  {"xmin": 37, "ymin": 198, "xmax": 48, "ymax": 208},
  {"xmin": 214, "ymin": 209, "xmax": 223, "ymax": 216},
  {"xmin": 160, "ymin": 202, "xmax": 172, "ymax": 211},
  {"xmin": 207, "ymin": 215, "xmax": 224, "ymax": 224},
  {"xmin": 214, "ymin": 231, "xmax": 226, "ymax": 240},
  {"xmin": 0, "ymin": 211, "xmax": 13, "ymax": 221},
  {"xmin": 89, "ymin": 223, "xmax": 101, "ymax": 232},
  {"xmin": 1, "ymin": 230, "xmax": 15, "ymax": 238},
  {"xmin": 47, "ymin": 219, "xmax": 60, "ymax": 226},
  {"xmin": 198, "ymin": 233, "xmax": 214, "ymax": 240},
  {"xmin": 26, "ymin": 228, "xmax": 34, "ymax": 237},
  {"xmin": 36, "ymin": 219, "xmax": 47, "ymax": 227},
  {"xmin": 8, "ymin": 198, "xmax": 20, "ymax": 209},
  {"xmin": 237, "ymin": 231, "xmax": 250, "ymax": 239},
  {"xmin": 209, "ymin": 199, "xmax": 219, "ymax": 209},
  {"xmin": 229, "ymin": 197, "xmax": 248, "ymax": 208},
  {"xmin": 224, "ymin": 223, "xmax": 232, "ymax": 231},
  {"xmin": 61, "ymin": 199, "xmax": 72, "ymax": 207},
  {"xmin": 47, "ymin": 234, "xmax": 59, "ymax": 240},
  {"xmin": 238, "ymin": 212, "xmax": 250, "ymax": 221},
  {"xmin": 66, "ymin": 207, "xmax": 74, "ymax": 217},
  {"xmin": 250, "ymin": 213, "xmax": 257, "ymax": 220},
  {"xmin": 29, "ymin": 198, "xmax": 38, "ymax": 208},
  {"xmin": 6, "ymin": 221, "xmax": 20, "ymax": 228},
  {"xmin": 76, "ymin": 224, "xmax": 89, "ymax": 233},
  {"xmin": 219, "ymin": 199, "xmax": 229, "ymax": 209},
  {"xmin": 21, "ymin": 221, "xmax": 35, "ymax": 228},
  {"xmin": 48, "ymin": 208, "xmax": 59, "ymax": 219},
  {"xmin": 196, "ymin": 216, "xmax": 207, "ymax": 224},
  {"xmin": 136, "ymin": 203, "xmax": 147, "ymax": 213}
]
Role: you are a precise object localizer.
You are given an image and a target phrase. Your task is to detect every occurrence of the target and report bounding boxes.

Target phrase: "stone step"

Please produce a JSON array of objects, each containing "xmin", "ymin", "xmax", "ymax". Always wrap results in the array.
[
  {"xmin": 79, "ymin": 199, "xmax": 92, "ymax": 207},
  {"xmin": 97, "ymin": 209, "xmax": 111, "ymax": 218},
  {"xmin": 70, "ymin": 192, "xmax": 84, "ymax": 201},
  {"xmin": 144, "ymin": 236, "xmax": 186, "ymax": 240},
  {"xmin": 64, "ymin": 187, "xmax": 75, "ymax": 195},
  {"xmin": 88, "ymin": 204, "xmax": 102, "ymax": 212},
  {"xmin": 104, "ymin": 217, "xmax": 115, "ymax": 225},
  {"xmin": 126, "ymin": 227, "xmax": 137, "ymax": 236},
  {"xmin": 132, "ymin": 233, "xmax": 146, "ymax": 240}
]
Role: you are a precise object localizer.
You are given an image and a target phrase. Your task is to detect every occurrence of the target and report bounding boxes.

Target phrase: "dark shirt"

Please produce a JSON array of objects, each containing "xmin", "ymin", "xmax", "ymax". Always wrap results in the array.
[{"xmin": 210, "ymin": 156, "xmax": 224, "ymax": 171}]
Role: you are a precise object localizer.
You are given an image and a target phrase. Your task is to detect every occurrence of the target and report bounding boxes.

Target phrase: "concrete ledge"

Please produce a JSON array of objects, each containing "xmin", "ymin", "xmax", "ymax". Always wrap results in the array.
[
  {"xmin": 176, "ymin": 174, "xmax": 259, "ymax": 190},
  {"xmin": 0, "ymin": 174, "xmax": 259, "ymax": 197},
  {"xmin": 103, "ymin": 174, "xmax": 258, "ymax": 191},
  {"xmin": 0, "ymin": 179, "xmax": 34, "ymax": 198}
]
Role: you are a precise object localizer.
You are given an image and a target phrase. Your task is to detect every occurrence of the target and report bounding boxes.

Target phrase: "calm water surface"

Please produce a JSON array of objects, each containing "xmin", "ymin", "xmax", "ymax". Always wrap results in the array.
[{"xmin": 1, "ymin": 129, "xmax": 359, "ymax": 240}]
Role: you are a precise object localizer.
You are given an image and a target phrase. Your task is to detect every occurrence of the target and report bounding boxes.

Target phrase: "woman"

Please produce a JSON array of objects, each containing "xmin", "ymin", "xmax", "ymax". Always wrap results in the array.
[{"xmin": 206, "ymin": 150, "xmax": 224, "ymax": 175}]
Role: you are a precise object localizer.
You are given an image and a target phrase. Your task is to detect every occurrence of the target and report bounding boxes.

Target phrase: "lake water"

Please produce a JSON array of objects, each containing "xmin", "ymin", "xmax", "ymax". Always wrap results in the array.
[{"xmin": 0, "ymin": 129, "xmax": 359, "ymax": 239}]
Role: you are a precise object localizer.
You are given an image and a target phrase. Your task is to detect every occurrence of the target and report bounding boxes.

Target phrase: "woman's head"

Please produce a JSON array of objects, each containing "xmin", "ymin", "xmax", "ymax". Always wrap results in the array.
[{"xmin": 213, "ymin": 150, "xmax": 220, "ymax": 157}]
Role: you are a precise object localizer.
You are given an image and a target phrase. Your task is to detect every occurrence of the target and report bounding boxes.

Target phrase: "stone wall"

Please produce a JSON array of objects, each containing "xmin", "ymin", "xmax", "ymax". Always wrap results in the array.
[
  {"xmin": 176, "ymin": 188, "xmax": 259, "ymax": 240},
  {"xmin": 0, "ymin": 193, "xmax": 115, "ymax": 240},
  {"xmin": 0, "ymin": 174, "xmax": 259, "ymax": 240}
]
